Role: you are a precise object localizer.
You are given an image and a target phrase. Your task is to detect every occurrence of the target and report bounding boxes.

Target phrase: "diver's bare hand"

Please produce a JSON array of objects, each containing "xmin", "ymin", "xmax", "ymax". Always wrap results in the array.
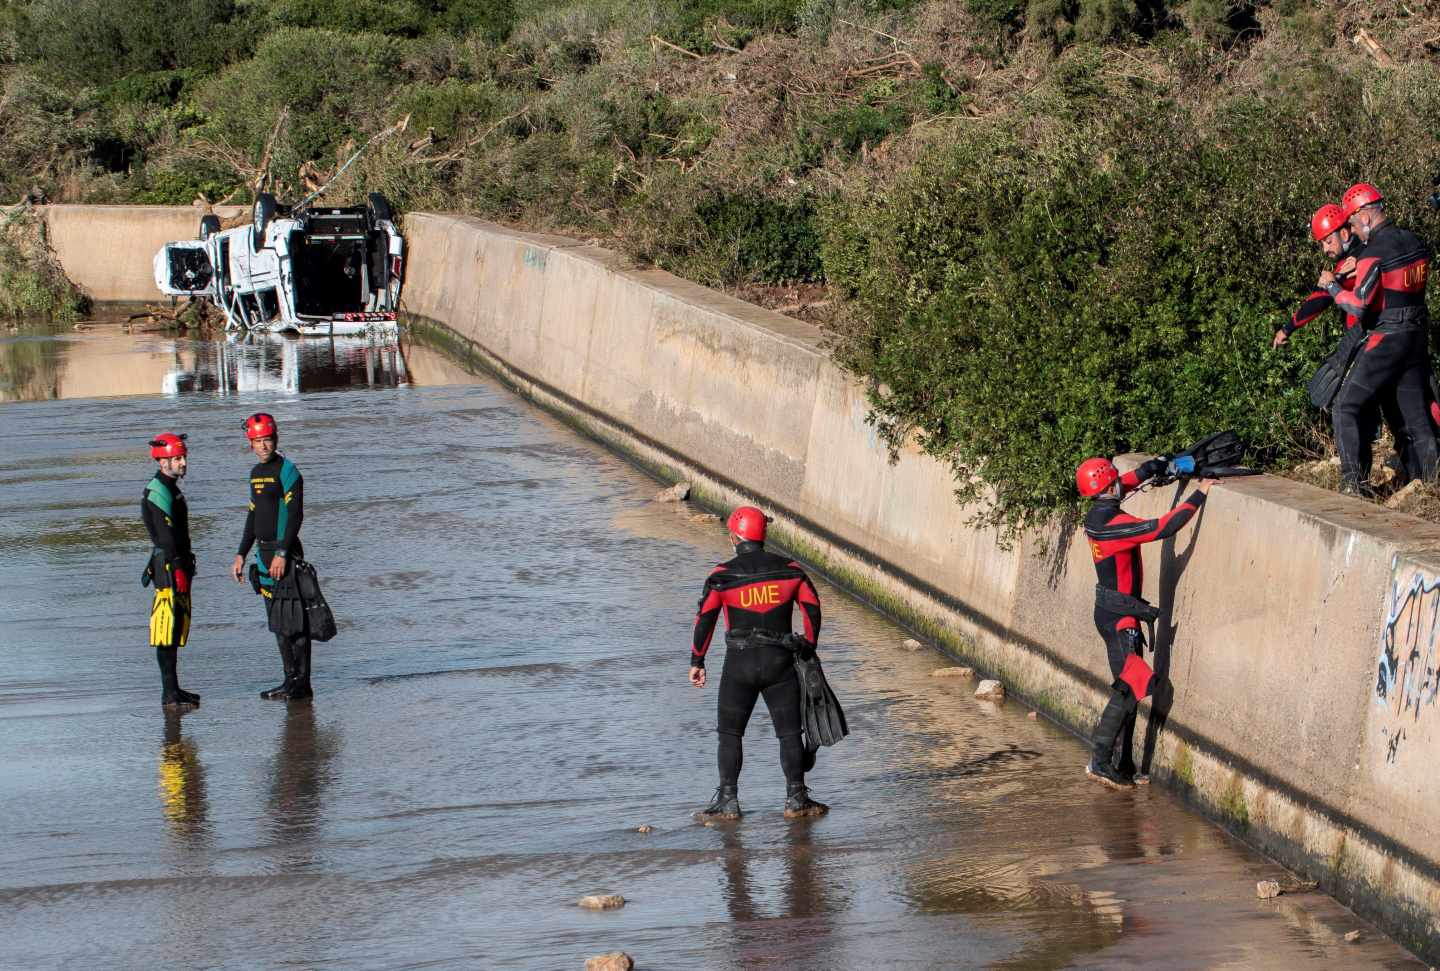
[
  {"xmin": 1318, "ymin": 269, "xmax": 1336, "ymax": 289},
  {"xmin": 688, "ymin": 666, "xmax": 706, "ymax": 688},
  {"xmin": 232, "ymin": 554, "xmax": 245, "ymax": 583},
  {"xmin": 1272, "ymin": 329, "xmax": 1288, "ymax": 349},
  {"xmin": 1197, "ymin": 478, "xmax": 1218, "ymax": 494},
  {"xmin": 269, "ymin": 552, "xmax": 287, "ymax": 580},
  {"xmin": 1336, "ymin": 256, "xmax": 1357, "ymax": 276}
]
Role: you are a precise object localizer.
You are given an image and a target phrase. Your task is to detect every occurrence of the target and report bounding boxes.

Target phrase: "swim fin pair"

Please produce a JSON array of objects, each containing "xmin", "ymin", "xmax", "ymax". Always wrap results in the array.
[
  {"xmin": 266, "ymin": 559, "xmax": 337, "ymax": 642},
  {"xmin": 150, "ymin": 588, "xmax": 190, "ymax": 647},
  {"xmin": 795, "ymin": 653, "xmax": 848, "ymax": 754},
  {"xmin": 267, "ymin": 571, "xmax": 306, "ymax": 638}
]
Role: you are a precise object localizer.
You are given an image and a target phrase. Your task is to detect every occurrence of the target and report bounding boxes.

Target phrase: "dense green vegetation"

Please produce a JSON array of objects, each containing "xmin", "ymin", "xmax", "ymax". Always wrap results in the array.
[{"xmin": 2, "ymin": 0, "xmax": 1437, "ymax": 526}]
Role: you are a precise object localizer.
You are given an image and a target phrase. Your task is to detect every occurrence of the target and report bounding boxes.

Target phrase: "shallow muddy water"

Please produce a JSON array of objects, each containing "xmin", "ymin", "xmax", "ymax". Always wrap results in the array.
[{"xmin": 0, "ymin": 319, "xmax": 1422, "ymax": 969}]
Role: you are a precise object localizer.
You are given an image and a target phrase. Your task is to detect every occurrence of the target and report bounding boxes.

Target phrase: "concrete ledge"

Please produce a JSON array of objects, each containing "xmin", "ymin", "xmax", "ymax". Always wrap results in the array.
[{"xmin": 42, "ymin": 205, "xmax": 1440, "ymax": 961}]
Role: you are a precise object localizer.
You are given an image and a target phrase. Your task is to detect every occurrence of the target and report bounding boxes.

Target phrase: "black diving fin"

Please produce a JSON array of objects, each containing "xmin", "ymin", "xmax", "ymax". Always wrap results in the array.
[
  {"xmin": 1154, "ymin": 430, "xmax": 1260, "ymax": 485},
  {"xmin": 795, "ymin": 653, "xmax": 848, "ymax": 751}
]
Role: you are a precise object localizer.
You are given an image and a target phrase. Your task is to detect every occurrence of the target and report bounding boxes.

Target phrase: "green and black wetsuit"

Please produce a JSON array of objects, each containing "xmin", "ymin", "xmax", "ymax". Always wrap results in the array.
[
  {"xmin": 237, "ymin": 453, "xmax": 313, "ymax": 699},
  {"xmin": 141, "ymin": 472, "xmax": 195, "ymax": 704},
  {"xmin": 237, "ymin": 454, "xmax": 304, "ymax": 586}
]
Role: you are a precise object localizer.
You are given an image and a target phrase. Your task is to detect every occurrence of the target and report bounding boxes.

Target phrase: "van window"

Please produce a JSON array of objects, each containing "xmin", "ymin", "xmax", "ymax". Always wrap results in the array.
[{"xmin": 256, "ymin": 289, "xmax": 280, "ymax": 322}]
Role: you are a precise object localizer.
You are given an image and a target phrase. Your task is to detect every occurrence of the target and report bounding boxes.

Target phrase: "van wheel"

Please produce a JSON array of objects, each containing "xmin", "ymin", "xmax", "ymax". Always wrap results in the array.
[
  {"xmin": 367, "ymin": 192, "xmax": 393, "ymax": 226},
  {"xmin": 200, "ymin": 215, "xmax": 221, "ymax": 240},
  {"xmin": 253, "ymin": 193, "xmax": 277, "ymax": 247}
]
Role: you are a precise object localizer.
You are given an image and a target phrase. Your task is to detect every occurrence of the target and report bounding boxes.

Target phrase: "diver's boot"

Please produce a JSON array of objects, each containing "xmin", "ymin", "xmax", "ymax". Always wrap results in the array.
[
  {"xmin": 783, "ymin": 782, "xmax": 829, "ymax": 819},
  {"xmin": 260, "ymin": 639, "xmax": 296, "ymax": 699},
  {"xmin": 696, "ymin": 785, "xmax": 742, "ymax": 821},
  {"xmin": 1112, "ymin": 708, "xmax": 1137, "ymax": 783},
  {"xmin": 157, "ymin": 647, "xmax": 195, "ymax": 709},
  {"xmin": 176, "ymin": 687, "xmax": 201, "ymax": 706},
  {"xmin": 284, "ymin": 637, "xmax": 313, "ymax": 701},
  {"xmin": 1085, "ymin": 694, "xmax": 1136, "ymax": 790}
]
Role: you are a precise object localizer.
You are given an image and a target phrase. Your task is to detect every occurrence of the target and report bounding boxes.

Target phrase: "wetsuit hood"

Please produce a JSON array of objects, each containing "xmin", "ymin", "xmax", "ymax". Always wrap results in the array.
[{"xmin": 734, "ymin": 540, "xmax": 765, "ymax": 554}]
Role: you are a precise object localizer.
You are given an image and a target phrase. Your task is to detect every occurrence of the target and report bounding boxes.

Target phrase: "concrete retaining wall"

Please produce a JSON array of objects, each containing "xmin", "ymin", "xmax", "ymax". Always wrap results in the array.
[
  {"xmin": 42, "ymin": 204, "xmax": 244, "ymax": 303},
  {"xmin": 42, "ymin": 206, "xmax": 1440, "ymax": 960}
]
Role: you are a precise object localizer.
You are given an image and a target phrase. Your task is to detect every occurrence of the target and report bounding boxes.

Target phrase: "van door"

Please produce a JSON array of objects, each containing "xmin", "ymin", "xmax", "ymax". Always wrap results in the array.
[{"xmin": 153, "ymin": 242, "xmax": 215, "ymax": 296}]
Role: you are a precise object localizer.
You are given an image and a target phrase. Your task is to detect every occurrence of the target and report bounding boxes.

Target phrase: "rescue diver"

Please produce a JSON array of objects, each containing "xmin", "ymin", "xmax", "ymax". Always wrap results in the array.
[
  {"xmin": 690, "ymin": 506, "xmax": 829, "ymax": 820},
  {"xmin": 230, "ymin": 412, "xmax": 313, "ymax": 700},
  {"xmin": 1077, "ymin": 457, "xmax": 1214, "ymax": 789},
  {"xmin": 1276, "ymin": 203, "xmax": 1425, "ymax": 488},
  {"xmin": 1323, "ymin": 183, "xmax": 1438, "ymax": 492},
  {"xmin": 142, "ymin": 432, "xmax": 199, "ymax": 708}
]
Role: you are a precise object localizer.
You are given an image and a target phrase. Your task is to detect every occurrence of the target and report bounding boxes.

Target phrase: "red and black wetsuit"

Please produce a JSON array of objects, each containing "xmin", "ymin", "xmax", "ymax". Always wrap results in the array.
[
  {"xmin": 691, "ymin": 541, "xmax": 822, "ymax": 786},
  {"xmin": 1284, "ymin": 265, "xmax": 1420, "ymax": 479},
  {"xmin": 1084, "ymin": 459, "xmax": 1206, "ymax": 667},
  {"xmin": 1284, "ymin": 263, "xmax": 1360, "ymax": 339},
  {"xmin": 1083, "ymin": 461, "xmax": 1207, "ymax": 776},
  {"xmin": 1327, "ymin": 221, "xmax": 1437, "ymax": 487}
]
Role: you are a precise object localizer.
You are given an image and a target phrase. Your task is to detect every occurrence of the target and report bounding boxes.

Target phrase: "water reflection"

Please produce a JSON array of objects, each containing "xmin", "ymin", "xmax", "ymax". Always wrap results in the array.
[
  {"xmin": 266, "ymin": 704, "xmax": 338, "ymax": 864},
  {"xmin": 166, "ymin": 333, "xmax": 409, "ymax": 396},
  {"xmin": 158, "ymin": 708, "xmax": 210, "ymax": 847},
  {"xmin": 0, "ymin": 318, "xmax": 408, "ymax": 402},
  {"xmin": 717, "ymin": 824, "xmax": 846, "ymax": 968}
]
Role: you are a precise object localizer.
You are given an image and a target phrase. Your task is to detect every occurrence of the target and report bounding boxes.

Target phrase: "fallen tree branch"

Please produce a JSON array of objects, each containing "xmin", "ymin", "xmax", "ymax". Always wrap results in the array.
[{"xmin": 651, "ymin": 34, "xmax": 702, "ymax": 59}]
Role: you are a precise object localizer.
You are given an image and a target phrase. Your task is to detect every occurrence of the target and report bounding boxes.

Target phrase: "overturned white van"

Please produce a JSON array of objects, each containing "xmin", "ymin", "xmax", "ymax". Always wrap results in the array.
[{"xmin": 153, "ymin": 192, "xmax": 403, "ymax": 338}]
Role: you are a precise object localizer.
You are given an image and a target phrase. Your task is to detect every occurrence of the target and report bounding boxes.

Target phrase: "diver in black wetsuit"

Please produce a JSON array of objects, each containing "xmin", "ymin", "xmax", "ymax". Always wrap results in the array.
[
  {"xmin": 689, "ymin": 506, "xmax": 829, "ymax": 820},
  {"xmin": 142, "ymin": 432, "xmax": 198, "ymax": 708},
  {"xmin": 229, "ymin": 412, "xmax": 312, "ymax": 700}
]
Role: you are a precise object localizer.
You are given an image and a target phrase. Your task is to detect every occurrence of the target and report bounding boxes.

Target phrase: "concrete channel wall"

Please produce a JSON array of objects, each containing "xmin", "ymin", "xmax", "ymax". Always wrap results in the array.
[{"xmin": 42, "ymin": 205, "xmax": 1440, "ymax": 960}]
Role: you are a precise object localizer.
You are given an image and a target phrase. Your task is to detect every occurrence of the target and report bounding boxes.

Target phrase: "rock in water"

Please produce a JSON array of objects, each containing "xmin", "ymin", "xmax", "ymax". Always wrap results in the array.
[
  {"xmin": 1343, "ymin": 930, "xmax": 1361, "ymax": 943},
  {"xmin": 1256, "ymin": 880, "xmax": 1282, "ymax": 900},
  {"xmin": 578, "ymin": 894, "xmax": 626, "ymax": 911},
  {"xmin": 655, "ymin": 482, "xmax": 691, "ymax": 503},
  {"xmin": 901, "ymin": 638, "xmax": 922, "ymax": 651},
  {"xmin": 636, "ymin": 824, "xmax": 654, "ymax": 834},
  {"xmin": 932, "ymin": 667, "xmax": 973, "ymax": 679},
  {"xmin": 974, "ymin": 680, "xmax": 1005, "ymax": 702},
  {"xmin": 585, "ymin": 952, "xmax": 634, "ymax": 971}
]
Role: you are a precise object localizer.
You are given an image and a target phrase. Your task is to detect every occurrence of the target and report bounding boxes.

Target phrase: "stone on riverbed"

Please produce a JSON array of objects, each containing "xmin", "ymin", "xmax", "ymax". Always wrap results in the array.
[
  {"xmin": 974, "ymin": 680, "xmax": 1005, "ymax": 702},
  {"xmin": 585, "ymin": 952, "xmax": 634, "ymax": 971},
  {"xmin": 579, "ymin": 894, "xmax": 626, "ymax": 910},
  {"xmin": 1256, "ymin": 880, "xmax": 1282, "ymax": 899},
  {"xmin": 654, "ymin": 482, "xmax": 690, "ymax": 502}
]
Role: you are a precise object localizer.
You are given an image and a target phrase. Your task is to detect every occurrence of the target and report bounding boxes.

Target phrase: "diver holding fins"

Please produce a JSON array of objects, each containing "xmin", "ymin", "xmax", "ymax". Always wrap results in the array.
[
  {"xmin": 231, "ymin": 412, "xmax": 318, "ymax": 701},
  {"xmin": 689, "ymin": 506, "xmax": 846, "ymax": 821},
  {"xmin": 1076, "ymin": 452, "xmax": 1218, "ymax": 789},
  {"xmin": 141, "ymin": 432, "xmax": 199, "ymax": 708}
]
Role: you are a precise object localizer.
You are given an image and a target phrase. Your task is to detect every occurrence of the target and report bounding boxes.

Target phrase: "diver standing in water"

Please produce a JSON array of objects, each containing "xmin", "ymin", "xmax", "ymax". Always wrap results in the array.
[
  {"xmin": 1077, "ymin": 457, "xmax": 1213, "ymax": 789},
  {"xmin": 142, "ymin": 432, "xmax": 199, "ymax": 708},
  {"xmin": 230, "ymin": 412, "xmax": 313, "ymax": 700},
  {"xmin": 689, "ymin": 506, "xmax": 834, "ymax": 820}
]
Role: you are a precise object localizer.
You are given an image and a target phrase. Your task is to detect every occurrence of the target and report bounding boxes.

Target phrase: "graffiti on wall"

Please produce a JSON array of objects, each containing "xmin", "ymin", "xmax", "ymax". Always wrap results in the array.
[{"xmin": 1375, "ymin": 555, "xmax": 1440, "ymax": 761}]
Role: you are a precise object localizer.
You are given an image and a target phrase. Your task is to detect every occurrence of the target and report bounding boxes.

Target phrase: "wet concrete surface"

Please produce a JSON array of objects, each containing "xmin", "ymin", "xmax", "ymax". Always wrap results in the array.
[{"xmin": 0, "ymin": 320, "xmax": 1425, "ymax": 969}]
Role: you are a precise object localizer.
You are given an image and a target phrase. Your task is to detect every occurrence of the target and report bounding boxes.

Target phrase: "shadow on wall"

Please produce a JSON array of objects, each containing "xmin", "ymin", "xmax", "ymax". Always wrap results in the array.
[{"xmin": 1142, "ymin": 485, "xmax": 1209, "ymax": 775}]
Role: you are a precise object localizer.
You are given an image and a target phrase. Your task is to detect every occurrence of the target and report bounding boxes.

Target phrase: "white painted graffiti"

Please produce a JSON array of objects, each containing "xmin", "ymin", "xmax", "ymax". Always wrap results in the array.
[{"xmin": 1375, "ymin": 555, "xmax": 1440, "ymax": 761}]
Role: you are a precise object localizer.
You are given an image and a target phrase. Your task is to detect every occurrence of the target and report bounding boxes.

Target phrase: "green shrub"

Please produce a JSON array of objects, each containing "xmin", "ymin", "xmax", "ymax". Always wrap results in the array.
[
  {"xmin": 23, "ymin": 0, "xmax": 246, "ymax": 85},
  {"xmin": 821, "ymin": 61, "xmax": 1440, "ymax": 531},
  {"xmin": 193, "ymin": 28, "xmax": 406, "ymax": 183}
]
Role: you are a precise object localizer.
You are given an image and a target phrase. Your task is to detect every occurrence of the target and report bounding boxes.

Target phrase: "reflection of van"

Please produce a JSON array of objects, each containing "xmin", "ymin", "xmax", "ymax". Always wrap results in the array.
[{"xmin": 153, "ymin": 192, "xmax": 403, "ymax": 338}]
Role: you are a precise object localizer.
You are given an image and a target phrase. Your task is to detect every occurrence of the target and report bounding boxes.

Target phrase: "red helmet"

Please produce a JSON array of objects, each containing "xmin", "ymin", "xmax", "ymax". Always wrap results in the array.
[
  {"xmin": 1076, "ymin": 457, "xmax": 1119, "ymax": 497},
  {"xmin": 1310, "ymin": 203, "xmax": 1346, "ymax": 242},
  {"xmin": 149, "ymin": 432, "xmax": 188, "ymax": 460},
  {"xmin": 727, "ymin": 505, "xmax": 771, "ymax": 542},
  {"xmin": 1341, "ymin": 182, "xmax": 1383, "ymax": 219},
  {"xmin": 243, "ymin": 412, "xmax": 278, "ymax": 440}
]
